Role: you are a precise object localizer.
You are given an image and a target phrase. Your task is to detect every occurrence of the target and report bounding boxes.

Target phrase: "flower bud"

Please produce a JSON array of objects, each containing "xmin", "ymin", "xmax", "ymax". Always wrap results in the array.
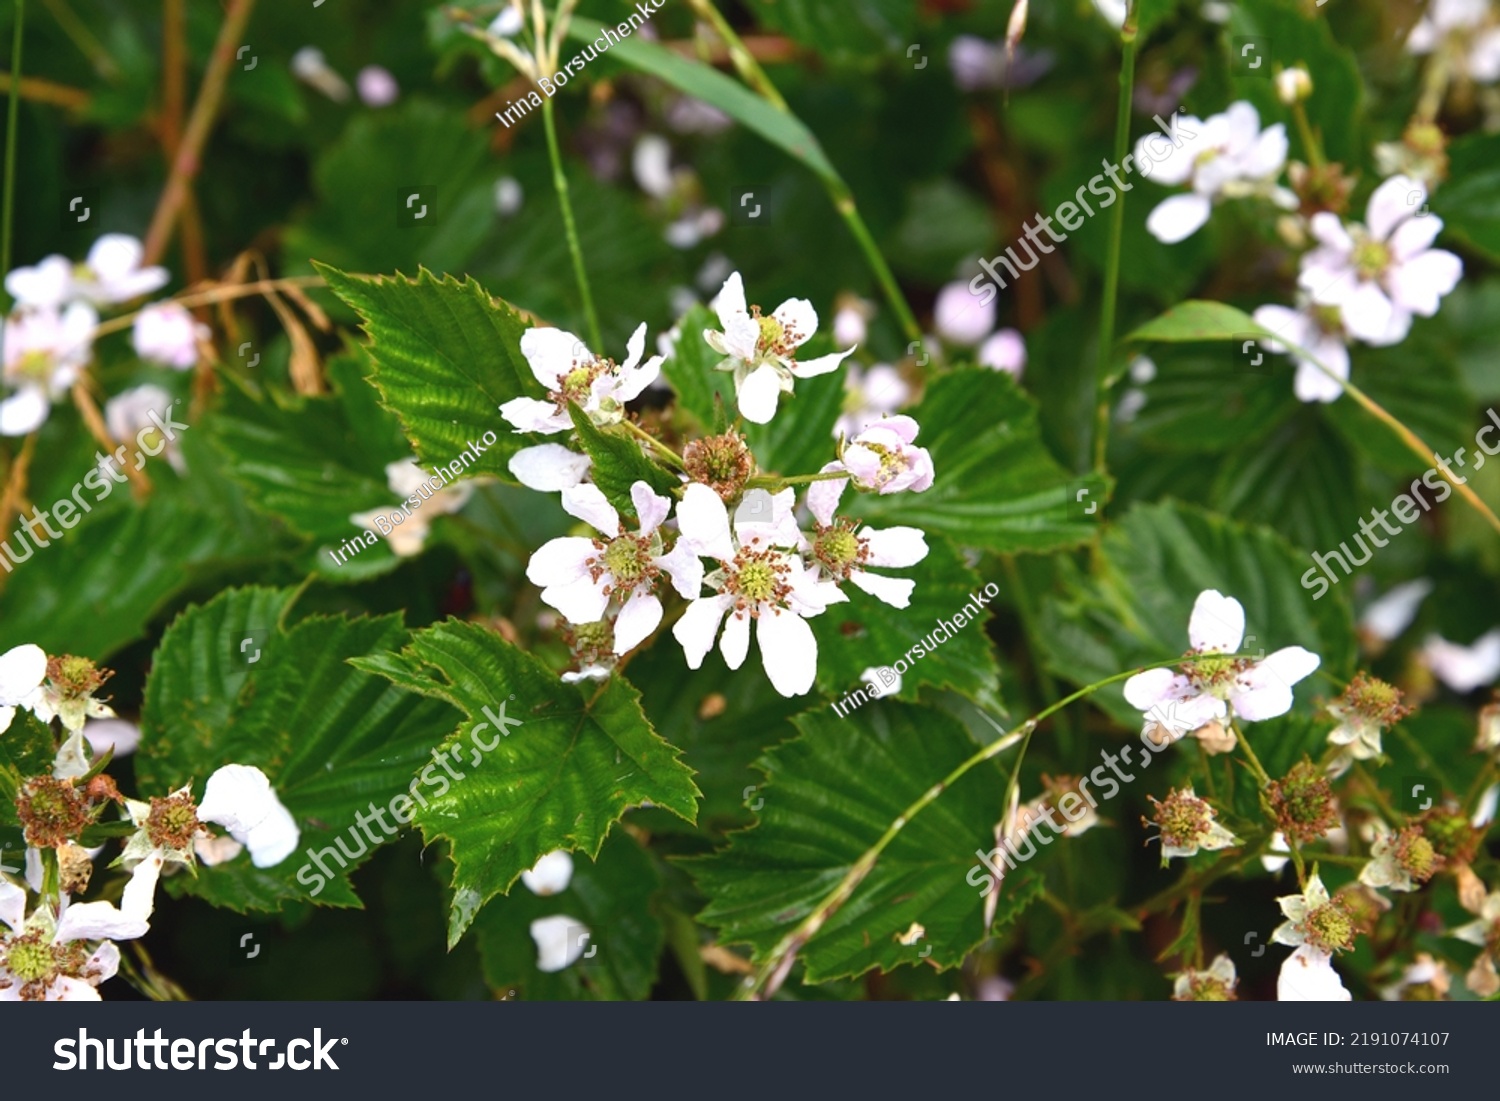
[{"xmin": 1276, "ymin": 66, "xmax": 1313, "ymax": 105}]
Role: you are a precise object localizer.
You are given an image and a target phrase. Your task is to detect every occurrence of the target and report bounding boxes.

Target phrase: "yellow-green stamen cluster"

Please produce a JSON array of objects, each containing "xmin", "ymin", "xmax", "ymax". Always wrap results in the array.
[
  {"xmin": 46, "ymin": 654, "xmax": 110, "ymax": 701},
  {"xmin": 597, "ymin": 534, "xmax": 655, "ymax": 592},
  {"xmin": 812, "ymin": 521, "xmax": 868, "ymax": 581},
  {"xmin": 724, "ymin": 548, "xmax": 791, "ymax": 615},
  {"xmin": 1302, "ymin": 897, "xmax": 1357, "ymax": 953},
  {"xmin": 1337, "ymin": 672, "xmax": 1413, "ymax": 729},
  {"xmin": 1352, "ymin": 238, "xmax": 1392, "ymax": 280},
  {"xmin": 1393, "ymin": 825, "xmax": 1441, "ymax": 884},
  {"xmin": 16, "ymin": 776, "xmax": 92, "ymax": 848},
  {"xmin": 683, "ymin": 430, "xmax": 752, "ymax": 502},
  {"xmin": 1416, "ymin": 806, "xmax": 1479, "ymax": 866},
  {"xmin": 1176, "ymin": 973, "xmax": 1236, "ymax": 1001},
  {"xmin": 1146, "ymin": 788, "xmax": 1213, "ymax": 851},
  {"xmin": 749, "ymin": 304, "xmax": 802, "ymax": 360},
  {"xmin": 1268, "ymin": 759, "xmax": 1339, "ymax": 843},
  {"xmin": 146, "ymin": 791, "xmax": 202, "ymax": 852},
  {"xmin": 1181, "ymin": 650, "xmax": 1252, "ymax": 697}
]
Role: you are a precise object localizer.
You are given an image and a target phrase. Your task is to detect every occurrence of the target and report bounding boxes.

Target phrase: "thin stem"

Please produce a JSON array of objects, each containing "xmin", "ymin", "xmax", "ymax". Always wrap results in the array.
[
  {"xmin": 1290, "ymin": 100, "xmax": 1325, "ymax": 171},
  {"xmin": 738, "ymin": 649, "xmax": 1264, "ymax": 1000},
  {"xmin": 541, "ymin": 95, "xmax": 602, "ymax": 352},
  {"xmin": 40, "ymin": 0, "xmax": 116, "ymax": 80},
  {"xmin": 622, "ymin": 417, "xmax": 684, "ymax": 468},
  {"xmin": 1092, "ymin": 0, "xmax": 1138, "ymax": 474},
  {"xmin": 747, "ymin": 469, "xmax": 849, "ymax": 490},
  {"xmin": 91, "ymin": 276, "xmax": 326, "ymax": 337},
  {"xmin": 142, "ymin": 0, "xmax": 257, "ymax": 267},
  {"xmin": 1002, "ymin": 554, "xmax": 1074, "ymax": 756},
  {"xmin": 2, "ymin": 0, "xmax": 25, "ymax": 282},
  {"xmin": 686, "ymin": 0, "xmax": 921, "ymax": 343},
  {"xmin": 1282, "ymin": 333, "xmax": 1500, "ymax": 536}
]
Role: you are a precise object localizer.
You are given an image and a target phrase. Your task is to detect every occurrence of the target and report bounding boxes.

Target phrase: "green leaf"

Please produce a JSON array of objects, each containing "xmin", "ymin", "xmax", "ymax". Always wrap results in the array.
[
  {"xmin": 744, "ymin": 369, "xmax": 845, "ymax": 480},
  {"xmin": 1431, "ymin": 132, "xmax": 1500, "ymax": 264},
  {"xmin": 565, "ymin": 18, "xmax": 839, "ymax": 185},
  {"xmin": 137, "ymin": 587, "xmax": 462, "ymax": 912},
  {"xmin": 686, "ymin": 702, "xmax": 1007, "ymax": 984},
  {"xmin": 211, "ymin": 354, "xmax": 413, "ymax": 578},
  {"xmin": 317, "ymin": 264, "xmax": 537, "ymax": 479},
  {"xmin": 809, "ymin": 534, "xmax": 1001, "ymax": 706},
  {"xmin": 743, "ymin": 0, "xmax": 913, "ymax": 64},
  {"xmin": 1226, "ymin": 0, "xmax": 1365, "ymax": 165},
  {"xmin": 1037, "ymin": 501, "xmax": 1358, "ymax": 728},
  {"xmin": 352, "ymin": 620, "xmax": 698, "ymax": 944},
  {"xmin": 472, "ymin": 831, "xmax": 664, "ymax": 1000},
  {"xmin": 566, "ymin": 403, "xmax": 679, "ymax": 517},
  {"xmin": 659, "ymin": 305, "xmax": 736, "ymax": 435},
  {"xmin": 853, "ymin": 369, "xmax": 1108, "ymax": 554},
  {"xmin": 0, "ymin": 711, "xmax": 57, "ymax": 861},
  {"xmin": 1127, "ymin": 301, "xmax": 1264, "ymax": 344}
]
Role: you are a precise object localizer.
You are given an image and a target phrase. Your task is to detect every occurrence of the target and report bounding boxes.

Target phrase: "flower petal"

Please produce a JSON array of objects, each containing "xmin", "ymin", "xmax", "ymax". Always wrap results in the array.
[
  {"xmin": 630, "ymin": 482, "xmax": 671, "ymax": 537},
  {"xmin": 614, "ymin": 590, "xmax": 663, "ymax": 654},
  {"xmin": 862, "ymin": 526, "xmax": 928, "ymax": 568},
  {"xmin": 499, "ymin": 396, "xmax": 568, "ymax": 435},
  {"xmin": 806, "ymin": 464, "xmax": 848, "ymax": 527},
  {"xmin": 0, "ymin": 643, "xmax": 46, "ymax": 702},
  {"xmin": 736, "ymin": 363, "xmax": 784, "ymax": 424},
  {"xmin": 849, "ymin": 570, "xmax": 916, "ymax": 608},
  {"xmin": 654, "ymin": 541, "xmax": 704, "ymax": 599},
  {"xmin": 756, "ymin": 611, "xmax": 819, "ymax": 697},
  {"xmin": 1389, "ymin": 248, "xmax": 1463, "ymax": 317},
  {"xmin": 713, "ymin": 271, "xmax": 747, "ymax": 330},
  {"xmin": 55, "ymin": 900, "xmax": 149, "ymax": 943},
  {"xmin": 508, "ymin": 444, "xmax": 591, "ymax": 492},
  {"xmin": 526, "ymin": 537, "xmax": 596, "ymax": 587},
  {"xmin": 1145, "ymin": 193, "xmax": 1212, "ymax": 244},
  {"xmin": 720, "ymin": 609, "xmax": 752, "ymax": 670},
  {"xmin": 561, "ymin": 483, "xmax": 621, "ymax": 536},
  {"xmin": 790, "ymin": 348, "xmax": 854, "ymax": 379},
  {"xmin": 520, "ymin": 327, "xmax": 590, "ymax": 388},
  {"xmin": 1367, "ymin": 175, "xmax": 1419, "ymax": 241},
  {"xmin": 1188, "ymin": 590, "xmax": 1245, "ymax": 653},
  {"xmin": 673, "ymin": 596, "xmax": 729, "ymax": 668},
  {"xmin": 772, "ymin": 297, "xmax": 819, "ymax": 346},
  {"xmin": 541, "ymin": 574, "xmax": 610, "ymax": 624},
  {"xmin": 676, "ymin": 483, "xmax": 735, "ymax": 561},
  {"xmin": 1277, "ymin": 945, "xmax": 1351, "ymax": 1001}
]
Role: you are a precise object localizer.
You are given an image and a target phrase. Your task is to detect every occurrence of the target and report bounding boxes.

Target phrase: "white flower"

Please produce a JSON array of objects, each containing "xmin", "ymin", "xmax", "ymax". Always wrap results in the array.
[
  {"xmin": 1147, "ymin": 786, "xmax": 1240, "ymax": 861},
  {"xmin": 356, "ymin": 65, "xmax": 400, "ymax": 107},
  {"xmin": 521, "ymin": 850, "xmax": 574, "ymax": 896},
  {"xmin": 1273, "ymin": 872, "xmax": 1356, "ymax": 953},
  {"xmin": 1172, "ymin": 953, "xmax": 1238, "ymax": 1000},
  {"xmin": 1138, "ymin": 102, "xmax": 1291, "ymax": 243},
  {"xmin": 1380, "ymin": 952, "xmax": 1451, "ymax": 1001},
  {"xmin": 1299, "ymin": 176, "xmax": 1463, "ymax": 346},
  {"xmin": 0, "ymin": 884, "xmax": 139, "ymax": 1001},
  {"xmin": 978, "ymin": 328, "xmax": 1026, "ymax": 377},
  {"xmin": 0, "ymin": 643, "xmax": 46, "ymax": 734},
  {"xmin": 131, "ymin": 302, "xmax": 206, "ymax": 369},
  {"xmin": 671, "ymin": 483, "xmax": 845, "ymax": 698},
  {"xmin": 488, "ymin": 5, "xmax": 525, "ymax": 37},
  {"xmin": 1421, "ymin": 629, "xmax": 1500, "ymax": 692},
  {"xmin": 1407, "ymin": 0, "xmax": 1500, "ymax": 83},
  {"xmin": 527, "ymin": 481, "xmax": 702, "ymax": 654},
  {"xmin": 501, "ymin": 324, "xmax": 661, "ymax": 434},
  {"xmin": 32, "ymin": 655, "xmax": 115, "ymax": 734},
  {"xmin": 508, "ymin": 443, "xmax": 590, "ymax": 493},
  {"xmin": 802, "ymin": 473, "xmax": 928, "ymax": 608},
  {"xmin": 632, "ymin": 134, "xmax": 676, "ymax": 200},
  {"xmin": 822, "ymin": 416, "xmax": 935, "ymax": 498},
  {"xmin": 832, "ymin": 297, "xmax": 872, "ymax": 348},
  {"xmin": 834, "ymin": 363, "xmax": 909, "ymax": 440},
  {"xmin": 351, "ymin": 458, "xmax": 475, "ymax": 557},
  {"xmin": 5, "ymin": 235, "xmax": 167, "ymax": 310},
  {"xmin": 1252, "ymin": 301, "xmax": 1350, "ymax": 403},
  {"xmin": 1, "ymin": 303, "xmax": 98, "ymax": 436},
  {"xmin": 1359, "ymin": 824, "xmax": 1438, "ymax": 893},
  {"xmin": 934, "ymin": 280, "xmax": 994, "ymax": 346},
  {"xmin": 1359, "ymin": 579, "xmax": 1432, "ymax": 645},
  {"xmin": 530, "ymin": 913, "xmax": 589, "ymax": 972},
  {"xmin": 703, "ymin": 272, "xmax": 853, "ymax": 424},
  {"xmin": 194, "ymin": 764, "xmax": 299, "ymax": 868},
  {"xmin": 1452, "ymin": 890, "xmax": 1500, "ymax": 947},
  {"xmin": 106, "ymin": 384, "xmax": 186, "ymax": 474},
  {"xmin": 1278, "ymin": 944, "xmax": 1352, "ymax": 1001},
  {"xmin": 1123, "ymin": 589, "xmax": 1321, "ymax": 728}
]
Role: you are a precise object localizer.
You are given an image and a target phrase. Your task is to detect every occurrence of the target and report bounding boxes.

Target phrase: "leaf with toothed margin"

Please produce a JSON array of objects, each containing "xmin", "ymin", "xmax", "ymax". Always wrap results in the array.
[
  {"xmin": 135, "ymin": 587, "xmax": 462, "ymax": 912},
  {"xmin": 684, "ymin": 701, "xmax": 1018, "ymax": 983},
  {"xmin": 317, "ymin": 263, "xmax": 539, "ymax": 480},
  {"xmin": 351, "ymin": 619, "xmax": 699, "ymax": 945},
  {"xmin": 566, "ymin": 403, "xmax": 680, "ymax": 518}
]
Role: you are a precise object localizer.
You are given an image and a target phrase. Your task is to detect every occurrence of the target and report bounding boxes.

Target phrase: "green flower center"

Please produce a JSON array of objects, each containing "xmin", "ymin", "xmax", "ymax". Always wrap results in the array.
[
  {"xmin": 1353, "ymin": 239, "xmax": 1391, "ymax": 280},
  {"xmin": 737, "ymin": 560, "xmax": 776, "ymax": 603},
  {"xmin": 1304, "ymin": 900, "xmax": 1355, "ymax": 952},
  {"xmin": 602, "ymin": 537, "xmax": 650, "ymax": 584},
  {"xmin": 1151, "ymin": 790, "xmax": 1212, "ymax": 850},
  {"xmin": 5, "ymin": 937, "xmax": 57, "ymax": 984},
  {"xmin": 17, "ymin": 776, "xmax": 91, "ymax": 848},
  {"xmin": 1187, "ymin": 976, "xmax": 1233, "ymax": 1001},
  {"xmin": 146, "ymin": 793, "xmax": 201, "ymax": 852},
  {"xmin": 14, "ymin": 350, "xmax": 52, "ymax": 382},
  {"xmin": 812, "ymin": 522, "xmax": 866, "ymax": 580},
  {"xmin": 1181, "ymin": 651, "xmax": 1250, "ymax": 697},
  {"xmin": 561, "ymin": 366, "xmax": 596, "ymax": 404},
  {"xmin": 1396, "ymin": 832, "xmax": 1438, "ymax": 881},
  {"xmin": 757, "ymin": 315, "xmax": 784, "ymax": 351}
]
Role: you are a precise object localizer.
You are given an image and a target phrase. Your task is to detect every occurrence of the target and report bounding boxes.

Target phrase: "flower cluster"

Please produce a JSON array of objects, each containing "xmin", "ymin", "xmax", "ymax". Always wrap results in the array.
[
  {"xmin": 3, "ymin": 234, "xmax": 205, "ymax": 439},
  {"xmin": 1, "ymin": 644, "xmax": 297, "ymax": 1001},
  {"xmin": 504, "ymin": 274, "xmax": 936, "ymax": 696}
]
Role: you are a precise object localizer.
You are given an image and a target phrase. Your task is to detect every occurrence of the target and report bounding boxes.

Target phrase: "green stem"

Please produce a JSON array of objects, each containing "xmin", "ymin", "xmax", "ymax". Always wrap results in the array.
[
  {"xmin": 1290, "ymin": 100, "xmax": 1325, "ymax": 171},
  {"xmin": 1002, "ymin": 554, "xmax": 1075, "ymax": 756},
  {"xmin": 622, "ymin": 417, "xmax": 684, "ymax": 468},
  {"xmin": 541, "ymin": 95, "xmax": 601, "ymax": 352},
  {"xmin": 747, "ymin": 469, "xmax": 850, "ymax": 490},
  {"xmin": 687, "ymin": 0, "xmax": 921, "ymax": 344},
  {"xmin": 2, "ymin": 0, "xmax": 24, "ymax": 283},
  {"xmin": 1092, "ymin": 0, "xmax": 1138, "ymax": 474},
  {"xmin": 738, "ymin": 648, "xmax": 1263, "ymax": 1000}
]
